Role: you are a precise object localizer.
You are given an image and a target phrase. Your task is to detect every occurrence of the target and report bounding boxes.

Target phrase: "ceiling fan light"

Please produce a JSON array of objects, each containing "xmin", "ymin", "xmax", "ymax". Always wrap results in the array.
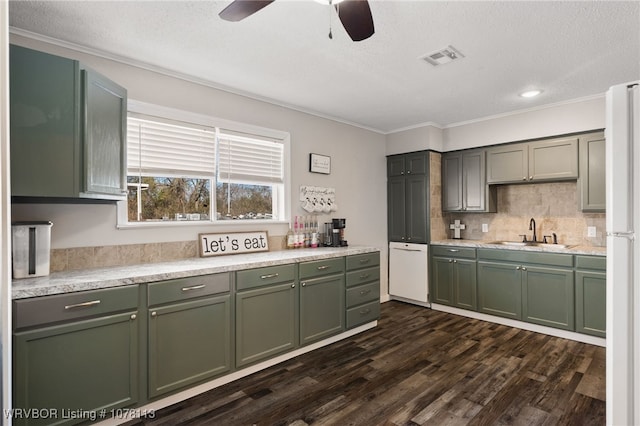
[{"xmin": 519, "ymin": 89, "xmax": 543, "ymax": 98}]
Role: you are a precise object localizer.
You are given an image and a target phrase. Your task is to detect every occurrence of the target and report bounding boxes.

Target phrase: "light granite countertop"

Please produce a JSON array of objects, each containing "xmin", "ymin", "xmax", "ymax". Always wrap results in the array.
[
  {"xmin": 12, "ymin": 246, "xmax": 380, "ymax": 300},
  {"xmin": 431, "ymin": 239, "xmax": 607, "ymax": 256}
]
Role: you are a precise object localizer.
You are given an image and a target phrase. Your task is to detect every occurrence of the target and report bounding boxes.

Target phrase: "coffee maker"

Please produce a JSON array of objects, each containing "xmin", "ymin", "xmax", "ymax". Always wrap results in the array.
[{"xmin": 331, "ymin": 218, "xmax": 347, "ymax": 247}]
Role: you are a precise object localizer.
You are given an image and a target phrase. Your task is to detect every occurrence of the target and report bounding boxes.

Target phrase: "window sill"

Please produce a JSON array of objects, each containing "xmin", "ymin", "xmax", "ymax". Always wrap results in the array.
[{"xmin": 116, "ymin": 219, "xmax": 289, "ymax": 230}]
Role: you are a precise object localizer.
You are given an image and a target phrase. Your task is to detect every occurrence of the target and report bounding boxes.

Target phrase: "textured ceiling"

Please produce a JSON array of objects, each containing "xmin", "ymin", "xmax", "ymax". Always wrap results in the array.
[{"xmin": 8, "ymin": 0, "xmax": 640, "ymax": 133}]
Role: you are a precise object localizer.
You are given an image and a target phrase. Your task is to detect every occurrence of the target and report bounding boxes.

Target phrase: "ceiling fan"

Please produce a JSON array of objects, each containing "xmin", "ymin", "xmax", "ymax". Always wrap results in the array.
[{"xmin": 219, "ymin": 0, "xmax": 375, "ymax": 42}]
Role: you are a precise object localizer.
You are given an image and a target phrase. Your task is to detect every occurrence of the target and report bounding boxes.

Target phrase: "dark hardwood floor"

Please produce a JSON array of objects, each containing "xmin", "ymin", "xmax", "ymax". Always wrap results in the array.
[{"xmin": 127, "ymin": 301, "xmax": 605, "ymax": 425}]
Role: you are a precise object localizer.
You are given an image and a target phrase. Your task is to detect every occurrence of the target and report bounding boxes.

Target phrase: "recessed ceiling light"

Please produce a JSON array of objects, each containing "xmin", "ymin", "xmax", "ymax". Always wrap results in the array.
[{"xmin": 519, "ymin": 89, "xmax": 543, "ymax": 98}]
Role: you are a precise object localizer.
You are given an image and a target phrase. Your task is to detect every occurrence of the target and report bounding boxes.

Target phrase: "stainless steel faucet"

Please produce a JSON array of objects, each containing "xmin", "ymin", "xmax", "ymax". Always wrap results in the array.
[{"xmin": 529, "ymin": 217, "xmax": 537, "ymax": 242}]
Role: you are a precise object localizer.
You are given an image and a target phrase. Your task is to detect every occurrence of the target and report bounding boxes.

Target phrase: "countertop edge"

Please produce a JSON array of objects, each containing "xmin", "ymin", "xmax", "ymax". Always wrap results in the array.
[
  {"xmin": 12, "ymin": 246, "xmax": 380, "ymax": 300},
  {"xmin": 430, "ymin": 240, "xmax": 606, "ymax": 256}
]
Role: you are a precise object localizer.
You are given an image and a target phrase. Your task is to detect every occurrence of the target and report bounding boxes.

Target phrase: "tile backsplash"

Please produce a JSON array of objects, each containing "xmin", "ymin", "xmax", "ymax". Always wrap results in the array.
[{"xmin": 438, "ymin": 181, "xmax": 606, "ymax": 247}]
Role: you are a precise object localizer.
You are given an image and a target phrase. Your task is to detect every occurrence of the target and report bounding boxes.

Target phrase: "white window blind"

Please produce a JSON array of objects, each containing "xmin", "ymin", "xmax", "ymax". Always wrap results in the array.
[
  {"xmin": 217, "ymin": 131, "xmax": 284, "ymax": 185},
  {"xmin": 127, "ymin": 116, "xmax": 216, "ymax": 177}
]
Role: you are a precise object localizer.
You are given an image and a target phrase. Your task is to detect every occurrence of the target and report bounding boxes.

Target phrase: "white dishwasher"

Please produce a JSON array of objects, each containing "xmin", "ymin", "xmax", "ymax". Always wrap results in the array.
[{"xmin": 389, "ymin": 242, "xmax": 429, "ymax": 304}]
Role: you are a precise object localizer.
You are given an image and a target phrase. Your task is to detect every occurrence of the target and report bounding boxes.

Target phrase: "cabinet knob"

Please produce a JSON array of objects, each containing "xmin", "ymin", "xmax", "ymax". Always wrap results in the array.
[
  {"xmin": 291, "ymin": 284, "xmax": 296, "ymax": 288},
  {"xmin": 130, "ymin": 314, "xmax": 137, "ymax": 320},
  {"xmin": 407, "ymin": 170, "xmax": 411, "ymax": 174},
  {"xmin": 449, "ymin": 259, "xmax": 453, "ymax": 263},
  {"xmin": 301, "ymin": 282, "xmax": 306, "ymax": 287},
  {"xmin": 522, "ymin": 177, "xmax": 527, "ymax": 181},
  {"xmin": 529, "ymin": 176, "xmax": 533, "ymax": 180},
  {"xmin": 151, "ymin": 311, "xmax": 157, "ymax": 317},
  {"xmin": 522, "ymin": 267, "xmax": 527, "ymax": 271},
  {"xmin": 453, "ymin": 260, "xmax": 457, "ymax": 263},
  {"xmin": 516, "ymin": 266, "xmax": 521, "ymax": 270}
]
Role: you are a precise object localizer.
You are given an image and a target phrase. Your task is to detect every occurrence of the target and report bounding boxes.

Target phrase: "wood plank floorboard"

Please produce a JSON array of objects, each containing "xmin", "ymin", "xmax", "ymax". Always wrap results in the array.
[{"xmin": 126, "ymin": 301, "xmax": 605, "ymax": 426}]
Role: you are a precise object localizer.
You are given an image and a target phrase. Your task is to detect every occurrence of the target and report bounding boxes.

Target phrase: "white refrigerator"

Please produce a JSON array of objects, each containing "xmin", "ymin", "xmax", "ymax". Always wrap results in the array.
[{"xmin": 605, "ymin": 81, "xmax": 639, "ymax": 426}]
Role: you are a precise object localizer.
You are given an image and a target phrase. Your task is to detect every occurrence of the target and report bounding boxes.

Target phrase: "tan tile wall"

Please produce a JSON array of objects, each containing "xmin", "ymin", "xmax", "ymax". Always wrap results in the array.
[
  {"xmin": 51, "ymin": 234, "xmax": 286, "ymax": 272},
  {"xmin": 434, "ymin": 181, "xmax": 606, "ymax": 247},
  {"xmin": 429, "ymin": 152, "xmax": 449, "ymax": 241}
]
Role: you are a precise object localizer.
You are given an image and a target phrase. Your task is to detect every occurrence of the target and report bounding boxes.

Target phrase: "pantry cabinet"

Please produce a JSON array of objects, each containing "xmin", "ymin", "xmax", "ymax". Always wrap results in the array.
[
  {"xmin": 579, "ymin": 131, "xmax": 606, "ymax": 212},
  {"xmin": 487, "ymin": 136, "xmax": 578, "ymax": 184},
  {"xmin": 442, "ymin": 149, "xmax": 496, "ymax": 212},
  {"xmin": 13, "ymin": 286, "xmax": 139, "ymax": 426},
  {"xmin": 9, "ymin": 44, "xmax": 127, "ymax": 200},
  {"xmin": 147, "ymin": 274, "xmax": 231, "ymax": 399},
  {"xmin": 387, "ymin": 151, "xmax": 430, "ymax": 243}
]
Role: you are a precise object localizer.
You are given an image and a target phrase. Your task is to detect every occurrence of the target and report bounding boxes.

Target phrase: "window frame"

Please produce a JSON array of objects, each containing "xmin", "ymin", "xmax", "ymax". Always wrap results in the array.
[{"xmin": 116, "ymin": 100, "xmax": 290, "ymax": 229}]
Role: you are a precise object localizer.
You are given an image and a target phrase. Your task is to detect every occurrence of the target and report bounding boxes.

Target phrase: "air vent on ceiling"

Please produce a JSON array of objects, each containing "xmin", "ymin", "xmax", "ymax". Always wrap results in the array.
[{"xmin": 421, "ymin": 45, "xmax": 464, "ymax": 66}]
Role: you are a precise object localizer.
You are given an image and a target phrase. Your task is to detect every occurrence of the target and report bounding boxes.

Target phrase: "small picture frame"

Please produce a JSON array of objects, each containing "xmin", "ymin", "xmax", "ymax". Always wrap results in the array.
[{"xmin": 309, "ymin": 153, "xmax": 331, "ymax": 174}]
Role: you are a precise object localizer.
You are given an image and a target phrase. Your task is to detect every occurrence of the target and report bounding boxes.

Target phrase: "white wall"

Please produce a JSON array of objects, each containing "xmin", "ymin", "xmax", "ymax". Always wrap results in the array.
[
  {"xmin": 9, "ymin": 34, "xmax": 390, "ymax": 292},
  {"xmin": 385, "ymin": 124, "xmax": 443, "ymax": 155},
  {"xmin": 442, "ymin": 96, "xmax": 605, "ymax": 151}
]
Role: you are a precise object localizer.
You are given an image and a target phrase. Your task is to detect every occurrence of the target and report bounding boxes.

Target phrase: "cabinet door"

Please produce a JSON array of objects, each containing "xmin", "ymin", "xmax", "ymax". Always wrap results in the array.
[
  {"xmin": 477, "ymin": 261, "xmax": 522, "ymax": 319},
  {"xmin": 575, "ymin": 270, "xmax": 606, "ymax": 337},
  {"xmin": 453, "ymin": 259, "xmax": 477, "ymax": 310},
  {"xmin": 300, "ymin": 274, "xmax": 345, "ymax": 345},
  {"xmin": 528, "ymin": 137, "xmax": 578, "ymax": 182},
  {"xmin": 462, "ymin": 150, "xmax": 487, "ymax": 211},
  {"xmin": 387, "ymin": 155, "xmax": 405, "ymax": 177},
  {"xmin": 486, "ymin": 144, "xmax": 528, "ymax": 184},
  {"xmin": 10, "ymin": 44, "xmax": 81, "ymax": 198},
  {"xmin": 405, "ymin": 152, "xmax": 428, "ymax": 175},
  {"xmin": 579, "ymin": 132, "xmax": 606, "ymax": 212},
  {"xmin": 82, "ymin": 69, "xmax": 127, "ymax": 198},
  {"xmin": 387, "ymin": 176, "xmax": 406, "ymax": 242},
  {"xmin": 522, "ymin": 266, "xmax": 574, "ymax": 330},
  {"xmin": 405, "ymin": 174, "xmax": 429, "ymax": 243},
  {"xmin": 148, "ymin": 295, "xmax": 231, "ymax": 398},
  {"xmin": 431, "ymin": 257, "xmax": 454, "ymax": 306},
  {"xmin": 442, "ymin": 153, "xmax": 462, "ymax": 212},
  {"xmin": 13, "ymin": 312, "xmax": 138, "ymax": 426},
  {"xmin": 236, "ymin": 282, "xmax": 297, "ymax": 367}
]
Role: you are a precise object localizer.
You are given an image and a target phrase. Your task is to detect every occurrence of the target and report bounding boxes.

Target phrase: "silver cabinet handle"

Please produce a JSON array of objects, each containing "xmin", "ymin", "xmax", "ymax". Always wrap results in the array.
[
  {"xmin": 130, "ymin": 314, "xmax": 137, "ymax": 320},
  {"xmin": 359, "ymin": 258, "xmax": 371, "ymax": 264},
  {"xmin": 449, "ymin": 259, "xmax": 453, "ymax": 263},
  {"xmin": 522, "ymin": 177, "xmax": 527, "ymax": 181},
  {"xmin": 359, "ymin": 289, "xmax": 371, "ymax": 295},
  {"xmin": 516, "ymin": 266, "xmax": 521, "ymax": 270},
  {"xmin": 316, "ymin": 265, "xmax": 330, "ymax": 270},
  {"xmin": 181, "ymin": 284, "xmax": 205, "ymax": 292},
  {"xmin": 64, "ymin": 300, "xmax": 101, "ymax": 310},
  {"xmin": 522, "ymin": 267, "xmax": 527, "ymax": 271},
  {"xmin": 453, "ymin": 260, "xmax": 457, "ymax": 263},
  {"xmin": 359, "ymin": 273, "xmax": 370, "ymax": 279},
  {"xmin": 302, "ymin": 282, "xmax": 306, "ymax": 287},
  {"xmin": 261, "ymin": 273, "xmax": 279, "ymax": 279},
  {"xmin": 360, "ymin": 308, "xmax": 371, "ymax": 315},
  {"xmin": 447, "ymin": 249, "xmax": 460, "ymax": 252},
  {"xmin": 151, "ymin": 311, "xmax": 157, "ymax": 318},
  {"xmin": 529, "ymin": 176, "xmax": 533, "ymax": 180},
  {"xmin": 291, "ymin": 284, "xmax": 296, "ymax": 288}
]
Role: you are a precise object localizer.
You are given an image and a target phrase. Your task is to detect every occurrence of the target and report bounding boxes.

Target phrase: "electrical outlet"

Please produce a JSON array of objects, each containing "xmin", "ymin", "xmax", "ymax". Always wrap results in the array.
[
  {"xmin": 482, "ymin": 224, "xmax": 489, "ymax": 233},
  {"xmin": 587, "ymin": 226, "xmax": 597, "ymax": 237}
]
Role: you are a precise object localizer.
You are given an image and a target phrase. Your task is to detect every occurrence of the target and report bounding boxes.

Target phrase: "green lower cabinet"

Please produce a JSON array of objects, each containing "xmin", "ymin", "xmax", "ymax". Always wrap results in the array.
[
  {"xmin": 235, "ymin": 281, "xmax": 298, "ymax": 368},
  {"xmin": 299, "ymin": 274, "xmax": 345, "ymax": 345},
  {"xmin": 13, "ymin": 312, "xmax": 138, "ymax": 426},
  {"xmin": 432, "ymin": 257, "xmax": 477, "ymax": 310},
  {"xmin": 575, "ymin": 270, "xmax": 606, "ymax": 337},
  {"xmin": 148, "ymin": 295, "xmax": 231, "ymax": 399},
  {"xmin": 522, "ymin": 266, "xmax": 574, "ymax": 330},
  {"xmin": 477, "ymin": 261, "xmax": 522, "ymax": 320}
]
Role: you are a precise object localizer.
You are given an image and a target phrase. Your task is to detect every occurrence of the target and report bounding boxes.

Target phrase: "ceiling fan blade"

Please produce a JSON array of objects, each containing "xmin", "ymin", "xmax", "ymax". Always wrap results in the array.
[
  {"xmin": 335, "ymin": 0, "xmax": 375, "ymax": 41},
  {"xmin": 219, "ymin": 0, "xmax": 275, "ymax": 22}
]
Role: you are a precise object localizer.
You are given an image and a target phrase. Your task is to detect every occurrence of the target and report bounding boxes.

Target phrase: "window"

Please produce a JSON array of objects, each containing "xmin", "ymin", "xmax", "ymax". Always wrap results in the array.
[{"xmin": 123, "ymin": 105, "xmax": 287, "ymax": 225}]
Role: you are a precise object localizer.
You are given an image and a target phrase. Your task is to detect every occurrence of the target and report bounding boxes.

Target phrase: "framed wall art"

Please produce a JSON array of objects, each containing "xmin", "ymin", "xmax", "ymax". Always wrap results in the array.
[{"xmin": 309, "ymin": 153, "xmax": 331, "ymax": 174}]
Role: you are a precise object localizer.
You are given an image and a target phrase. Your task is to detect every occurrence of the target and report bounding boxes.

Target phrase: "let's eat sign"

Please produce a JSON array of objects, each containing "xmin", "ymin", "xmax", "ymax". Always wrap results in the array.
[{"xmin": 199, "ymin": 231, "xmax": 269, "ymax": 257}]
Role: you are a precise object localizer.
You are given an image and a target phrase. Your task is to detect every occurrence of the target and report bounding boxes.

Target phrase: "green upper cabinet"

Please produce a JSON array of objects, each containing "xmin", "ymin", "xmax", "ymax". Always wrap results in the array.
[
  {"xmin": 10, "ymin": 44, "xmax": 127, "ymax": 200},
  {"xmin": 578, "ymin": 131, "xmax": 606, "ymax": 212},
  {"xmin": 442, "ymin": 149, "xmax": 496, "ymax": 212},
  {"xmin": 487, "ymin": 136, "xmax": 578, "ymax": 184},
  {"xmin": 387, "ymin": 151, "xmax": 430, "ymax": 243}
]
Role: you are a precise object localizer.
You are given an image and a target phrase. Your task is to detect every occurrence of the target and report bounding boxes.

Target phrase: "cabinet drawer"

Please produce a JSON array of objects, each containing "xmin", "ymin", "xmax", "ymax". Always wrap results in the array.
[
  {"xmin": 13, "ymin": 285, "xmax": 138, "ymax": 329},
  {"xmin": 236, "ymin": 264, "xmax": 296, "ymax": 290},
  {"xmin": 346, "ymin": 252, "xmax": 380, "ymax": 270},
  {"xmin": 431, "ymin": 246, "xmax": 476, "ymax": 259},
  {"xmin": 148, "ymin": 273, "xmax": 230, "ymax": 306},
  {"xmin": 346, "ymin": 282, "xmax": 380, "ymax": 308},
  {"xmin": 346, "ymin": 267, "xmax": 380, "ymax": 288},
  {"xmin": 299, "ymin": 257, "xmax": 345, "ymax": 280},
  {"xmin": 575, "ymin": 255, "xmax": 606, "ymax": 271},
  {"xmin": 346, "ymin": 301, "xmax": 380, "ymax": 329}
]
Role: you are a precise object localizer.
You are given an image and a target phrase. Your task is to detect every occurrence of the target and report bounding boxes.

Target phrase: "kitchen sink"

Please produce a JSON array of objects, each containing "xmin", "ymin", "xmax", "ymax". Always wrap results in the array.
[{"xmin": 488, "ymin": 241, "xmax": 573, "ymax": 249}]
